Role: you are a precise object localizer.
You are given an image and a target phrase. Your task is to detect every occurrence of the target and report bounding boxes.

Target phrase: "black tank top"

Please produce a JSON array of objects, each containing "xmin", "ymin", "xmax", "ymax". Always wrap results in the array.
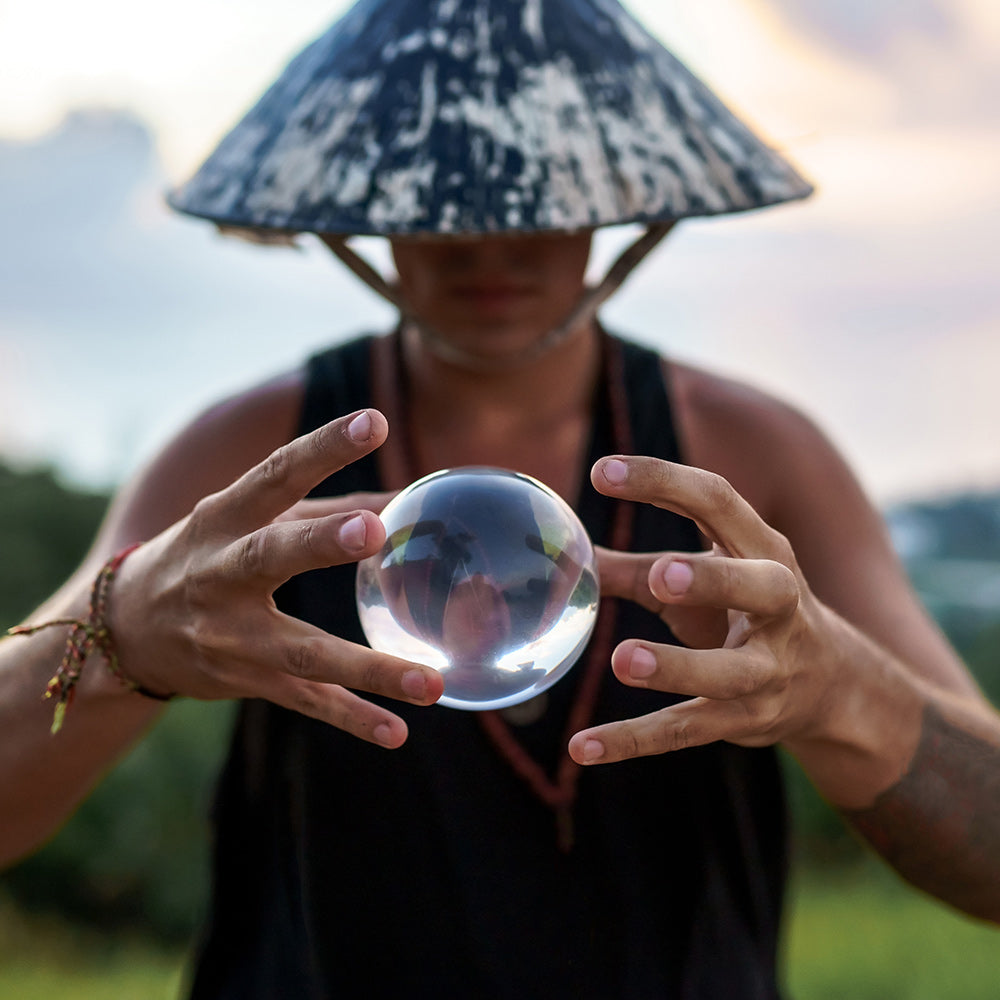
[{"xmin": 188, "ymin": 333, "xmax": 787, "ymax": 1000}]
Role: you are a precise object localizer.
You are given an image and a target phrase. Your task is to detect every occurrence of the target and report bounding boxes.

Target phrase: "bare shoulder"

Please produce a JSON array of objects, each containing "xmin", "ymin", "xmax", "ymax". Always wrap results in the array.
[
  {"xmin": 667, "ymin": 360, "xmax": 846, "ymax": 526},
  {"xmin": 667, "ymin": 358, "xmax": 888, "ymax": 603},
  {"xmin": 99, "ymin": 368, "xmax": 307, "ymax": 546},
  {"xmin": 668, "ymin": 359, "xmax": 975, "ymax": 692}
]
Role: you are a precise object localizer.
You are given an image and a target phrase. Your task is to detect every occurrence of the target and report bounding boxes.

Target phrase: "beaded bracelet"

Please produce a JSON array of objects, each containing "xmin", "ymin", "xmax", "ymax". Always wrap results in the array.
[{"xmin": 7, "ymin": 543, "xmax": 173, "ymax": 734}]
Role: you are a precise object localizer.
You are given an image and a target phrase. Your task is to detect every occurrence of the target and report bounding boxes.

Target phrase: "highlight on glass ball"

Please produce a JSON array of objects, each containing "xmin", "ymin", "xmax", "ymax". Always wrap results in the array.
[{"xmin": 356, "ymin": 467, "xmax": 600, "ymax": 711}]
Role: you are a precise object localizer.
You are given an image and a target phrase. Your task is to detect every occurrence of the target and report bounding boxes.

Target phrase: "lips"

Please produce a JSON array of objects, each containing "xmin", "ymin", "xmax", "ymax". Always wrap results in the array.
[{"xmin": 451, "ymin": 282, "xmax": 536, "ymax": 310}]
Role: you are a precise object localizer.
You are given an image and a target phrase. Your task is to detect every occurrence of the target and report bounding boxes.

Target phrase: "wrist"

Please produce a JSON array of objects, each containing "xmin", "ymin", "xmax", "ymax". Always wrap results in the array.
[
  {"xmin": 7, "ymin": 544, "xmax": 174, "ymax": 734},
  {"xmin": 783, "ymin": 608, "xmax": 924, "ymax": 810}
]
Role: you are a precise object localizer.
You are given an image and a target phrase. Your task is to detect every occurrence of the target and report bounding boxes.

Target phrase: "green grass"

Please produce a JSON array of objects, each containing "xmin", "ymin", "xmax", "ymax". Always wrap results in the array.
[
  {"xmin": 1, "ymin": 869, "xmax": 997, "ymax": 999},
  {"xmin": 0, "ymin": 957, "xmax": 184, "ymax": 1000},
  {"xmin": 784, "ymin": 862, "xmax": 1000, "ymax": 999},
  {"xmin": 0, "ymin": 897, "xmax": 188, "ymax": 999}
]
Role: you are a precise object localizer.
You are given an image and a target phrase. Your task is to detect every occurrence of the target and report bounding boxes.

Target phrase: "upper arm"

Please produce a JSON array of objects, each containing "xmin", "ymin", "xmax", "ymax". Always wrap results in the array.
[
  {"xmin": 92, "ymin": 369, "xmax": 306, "ymax": 559},
  {"xmin": 671, "ymin": 362, "xmax": 981, "ymax": 700}
]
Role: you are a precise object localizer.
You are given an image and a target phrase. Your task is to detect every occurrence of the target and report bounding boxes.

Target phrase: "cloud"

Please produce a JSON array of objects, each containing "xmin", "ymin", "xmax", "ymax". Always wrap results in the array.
[
  {"xmin": 765, "ymin": 0, "xmax": 960, "ymax": 60},
  {"xmin": 0, "ymin": 109, "xmax": 392, "ymax": 484},
  {"xmin": 760, "ymin": 0, "xmax": 1000, "ymax": 129},
  {"xmin": 2, "ymin": 0, "xmax": 999, "ymax": 503}
]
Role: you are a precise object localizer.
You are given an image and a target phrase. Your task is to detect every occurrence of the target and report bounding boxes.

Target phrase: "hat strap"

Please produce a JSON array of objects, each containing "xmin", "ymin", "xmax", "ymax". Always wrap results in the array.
[{"xmin": 323, "ymin": 222, "xmax": 674, "ymax": 372}]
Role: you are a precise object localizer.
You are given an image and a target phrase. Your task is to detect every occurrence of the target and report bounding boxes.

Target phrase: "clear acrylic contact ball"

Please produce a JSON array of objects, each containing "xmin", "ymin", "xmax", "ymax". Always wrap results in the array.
[{"xmin": 356, "ymin": 467, "xmax": 599, "ymax": 711}]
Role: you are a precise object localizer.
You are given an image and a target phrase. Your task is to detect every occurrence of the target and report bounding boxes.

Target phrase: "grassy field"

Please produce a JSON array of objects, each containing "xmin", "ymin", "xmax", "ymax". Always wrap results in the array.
[
  {"xmin": 783, "ymin": 864, "xmax": 1000, "ymax": 999},
  {"xmin": 0, "ymin": 897, "xmax": 187, "ymax": 1000},
  {"xmin": 2, "ymin": 867, "xmax": 997, "ymax": 998}
]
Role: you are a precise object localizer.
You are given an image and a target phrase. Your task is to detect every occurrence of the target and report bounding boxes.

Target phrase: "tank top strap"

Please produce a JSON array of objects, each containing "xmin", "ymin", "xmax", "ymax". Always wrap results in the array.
[
  {"xmin": 615, "ymin": 336, "xmax": 687, "ymax": 464},
  {"xmin": 299, "ymin": 334, "xmax": 381, "ymax": 496}
]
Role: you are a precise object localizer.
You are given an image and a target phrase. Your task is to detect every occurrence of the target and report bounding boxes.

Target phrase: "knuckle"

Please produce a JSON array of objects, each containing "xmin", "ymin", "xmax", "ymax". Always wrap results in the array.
[
  {"xmin": 773, "ymin": 565, "xmax": 800, "ymax": 614},
  {"xmin": 359, "ymin": 660, "xmax": 385, "ymax": 695},
  {"xmin": 286, "ymin": 639, "xmax": 321, "ymax": 680},
  {"xmin": 767, "ymin": 529, "xmax": 796, "ymax": 568},
  {"xmin": 309, "ymin": 421, "xmax": 340, "ymax": 461},
  {"xmin": 667, "ymin": 717, "xmax": 698, "ymax": 752},
  {"xmin": 190, "ymin": 490, "xmax": 225, "ymax": 531},
  {"xmin": 645, "ymin": 458, "xmax": 675, "ymax": 492},
  {"xmin": 181, "ymin": 562, "xmax": 219, "ymax": 622},
  {"xmin": 295, "ymin": 685, "xmax": 325, "ymax": 718},
  {"xmin": 328, "ymin": 701, "xmax": 355, "ymax": 734},
  {"xmin": 235, "ymin": 529, "xmax": 270, "ymax": 576},
  {"xmin": 716, "ymin": 558, "xmax": 742, "ymax": 595},
  {"xmin": 183, "ymin": 609, "xmax": 230, "ymax": 677},
  {"xmin": 740, "ymin": 695, "xmax": 783, "ymax": 736},
  {"xmin": 619, "ymin": 726, "xmax": 643, "ymax": 759},
  {"xmin": 260, "ymin": 444, "xmax": 293, "ymax": 489},
  {"xmin": 722, "ymin": 664, "xmax": 761, "ymax": 700},
  {"xmin": 704, "ymin": 472, "xmax": 741, "ymax": 517},
  {"xmin": 296, "ymin": 519, "xmax": 321, "ymax": 557}
]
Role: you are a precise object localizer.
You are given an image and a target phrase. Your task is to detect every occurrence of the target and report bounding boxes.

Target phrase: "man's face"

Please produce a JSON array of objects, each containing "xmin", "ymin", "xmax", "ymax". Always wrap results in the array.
[{"xmin": 388, "ymin": 231, "xmax": 593, "ymax": 362}]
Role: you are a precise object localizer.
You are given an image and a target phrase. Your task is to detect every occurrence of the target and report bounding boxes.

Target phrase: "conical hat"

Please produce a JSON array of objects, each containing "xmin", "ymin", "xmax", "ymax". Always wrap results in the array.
[{"xmin": 169, "ymin": 0, "xmax": 812, "ymax": 236}]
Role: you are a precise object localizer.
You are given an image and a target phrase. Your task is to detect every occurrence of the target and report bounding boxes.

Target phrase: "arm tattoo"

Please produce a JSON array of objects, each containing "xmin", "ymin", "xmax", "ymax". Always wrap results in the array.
[{"xmin": 843, "ymin": 704, "xmax": 1000, "ymax": 923}]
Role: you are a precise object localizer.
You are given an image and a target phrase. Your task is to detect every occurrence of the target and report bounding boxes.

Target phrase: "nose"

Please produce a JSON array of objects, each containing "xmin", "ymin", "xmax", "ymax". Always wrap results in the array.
[{"xmin": 440, "ymin": 237, "xmax": 529, "ymax": 276}]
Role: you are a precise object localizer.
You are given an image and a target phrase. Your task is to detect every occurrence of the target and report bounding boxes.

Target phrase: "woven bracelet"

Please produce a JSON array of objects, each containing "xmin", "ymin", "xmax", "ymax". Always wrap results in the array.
[{"xmin": 7, "ymin": 543, "xmax": 173, "ymax": 734}]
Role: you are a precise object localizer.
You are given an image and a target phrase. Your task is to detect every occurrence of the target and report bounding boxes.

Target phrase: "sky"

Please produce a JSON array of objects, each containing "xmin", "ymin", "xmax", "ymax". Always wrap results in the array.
[{"xmin": 0, "ymin": 0, "xmax": 998, "ymax": 505}]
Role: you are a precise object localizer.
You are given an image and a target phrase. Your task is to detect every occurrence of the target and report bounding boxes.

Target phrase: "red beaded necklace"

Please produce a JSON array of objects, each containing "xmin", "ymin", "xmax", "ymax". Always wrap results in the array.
[{"xmin": 371, "ymin": 329, "xmax": 634, "ymax": 851}]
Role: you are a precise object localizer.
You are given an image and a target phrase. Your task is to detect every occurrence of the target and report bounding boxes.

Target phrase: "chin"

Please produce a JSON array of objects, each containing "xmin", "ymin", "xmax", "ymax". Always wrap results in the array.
[{"xmin": 439, "ymin": 323, "xmax": 548, "ymax": 358}]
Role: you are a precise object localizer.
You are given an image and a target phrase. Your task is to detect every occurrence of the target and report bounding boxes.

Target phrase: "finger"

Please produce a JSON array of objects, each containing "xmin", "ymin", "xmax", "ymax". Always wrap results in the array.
[
  {"xmin": 569, "ymin": 697, "xmax": 776, "ymax": 764},
  {"xmin": 595, "ymin": 546, "xmax": 664, "ymax": 614},
  {"xmin": 647, "ymin": 554, "xmax": 799, "ymax": 619},
  {"xmin": 595, "ymin": 546, "xmax": 727, "ymax": 648},
  {"xmin": 592, "ymin": 456, "xmax": 789, "ymax": 562},
  {"xmin": 206, "ymin": 409, "xmax": 389, "ymax": 536},
  {"xmin": 277, "ymin": 490, "xmax": 398, "ymax": 523},
  {"xmin": 611, "ymin": 640, "xmax": 774, "ymax": 702},
  {"xmin": 221, "ymin": 509, "xmax": 386, "ymax": 592},
  {"xmin": 266, "ymin": 676, "xmax": 412, "ymax": 748},
  {"xmin": 265, "ymin": 623, "xmax": 445, "ymax": 707}
]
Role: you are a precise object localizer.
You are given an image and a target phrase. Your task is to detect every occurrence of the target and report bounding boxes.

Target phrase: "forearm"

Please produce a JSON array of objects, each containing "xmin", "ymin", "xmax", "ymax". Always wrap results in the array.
[
  {"xmin": 0, "ymin": 581, "xmax": 166, "ymax": 868},
  {"xmin": 842, "ymin": 701, "xmax": 1000, "ymax": 923},
  {"xmin": 583, "ymin": 451, "xmax": 1000, "ymax": 921},
  {"xmin": 787, "ymin": 616, "xmax": 1000, "ymax": 923}
]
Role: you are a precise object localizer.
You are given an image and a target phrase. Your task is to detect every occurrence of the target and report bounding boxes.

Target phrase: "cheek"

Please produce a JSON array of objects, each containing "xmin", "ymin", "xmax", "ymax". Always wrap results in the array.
[
  {"xmin": 535, "ymin": 236, "xmax": 592, "ymax": 286},
  {"xmin": 391, "ymin": 246, "xmax": 455, "ymax": 307}
]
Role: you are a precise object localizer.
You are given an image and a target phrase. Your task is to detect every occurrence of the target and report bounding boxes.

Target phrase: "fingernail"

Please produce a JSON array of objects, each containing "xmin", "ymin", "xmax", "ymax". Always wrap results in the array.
[
  {"xmin": 374, "ymin": 723, "xmax": 394, "ymax": 747},
  {"xmin": 402, "ymin": 669, "xmax": 427, "ymax": 700},
  {"xmin": 662, "ymin": 560, "xmax": 694, "ymax": 596},
  {"xmin": 629, "ymin": 646, "xmax": 657, "ymax": 679},
  {"xmin": 347, "ymin": 410, "xmax": 372, "ymax": 441},
  {"xmin": 603, "ymin": 459, "xmax": 627, "ymax": 485},
  {"xmin": 338, "ymin": 513, "xmax": 367, "ymax": 550},
  {"xmin": 583, "ymin": 738, "xmax": 605, "ymax": 763}
]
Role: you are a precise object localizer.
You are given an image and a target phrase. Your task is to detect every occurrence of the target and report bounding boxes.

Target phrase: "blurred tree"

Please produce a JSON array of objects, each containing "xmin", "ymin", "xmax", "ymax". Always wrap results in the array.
[
  {"xmin": 0, "ymin": 462, "xmax": 232, "ymax": 940},
  {"xmin": 962, "ymin": 619, "xmax": 1000, "ymax": 705},
  {"xmin": 3, "ymin": 698, "xmax": 233, "ymax": 942},
  {"xmin": 0, "ymin": 463, "xmax": 109, "ymax": 626}
]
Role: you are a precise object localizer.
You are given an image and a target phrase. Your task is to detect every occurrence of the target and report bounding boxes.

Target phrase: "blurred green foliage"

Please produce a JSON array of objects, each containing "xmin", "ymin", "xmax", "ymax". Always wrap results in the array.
[
  {"xmin": 5, "ymin": 862, "xmax": 1000, "ymax": 1000},
  {"xmin": 2, "ymin": 699, "xmax": 234, "ymax": 942},
  {"xmin": 0, "ymin": 891, "xmax": 187, "ymax": 998},
  {"xmin": 1, "ymin": 462, "xmax": 998, "ymax": 945},
  {"xmin": 0, "ymin": 463, "xmax": 233, "ymax": 942},
  {"xmin": 783, "ymin": 862, "xmax": 1000, "ymax": 999},
  {"xmin": 0, "ymin": 463, "xmax": 109, "ymax": 622}
]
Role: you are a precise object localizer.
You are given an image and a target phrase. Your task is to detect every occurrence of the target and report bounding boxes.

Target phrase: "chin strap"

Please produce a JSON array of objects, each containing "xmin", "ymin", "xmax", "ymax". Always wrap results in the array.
[{"xmin": 321, "ymin": 223, "xmax": 674, "ymax": 372}]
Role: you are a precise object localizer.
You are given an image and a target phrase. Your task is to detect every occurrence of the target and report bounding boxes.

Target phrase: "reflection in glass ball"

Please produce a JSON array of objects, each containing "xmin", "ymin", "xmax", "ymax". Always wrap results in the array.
[{"xmin": 356, "ymin": 467, "xmax": 600, "ymax": 711}]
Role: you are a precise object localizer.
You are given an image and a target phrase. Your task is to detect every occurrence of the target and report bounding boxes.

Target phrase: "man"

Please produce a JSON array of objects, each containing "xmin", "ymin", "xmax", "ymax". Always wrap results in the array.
[{"xmin": 2, "ymin": 1, "xmax": 997, "ymax": 996}]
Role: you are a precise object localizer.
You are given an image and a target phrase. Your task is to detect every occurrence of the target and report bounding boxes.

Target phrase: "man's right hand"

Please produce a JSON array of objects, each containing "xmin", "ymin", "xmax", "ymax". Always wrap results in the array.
[{"xmin": 109, "ymin": 408, "xmax": 443, "ymax": 748}]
